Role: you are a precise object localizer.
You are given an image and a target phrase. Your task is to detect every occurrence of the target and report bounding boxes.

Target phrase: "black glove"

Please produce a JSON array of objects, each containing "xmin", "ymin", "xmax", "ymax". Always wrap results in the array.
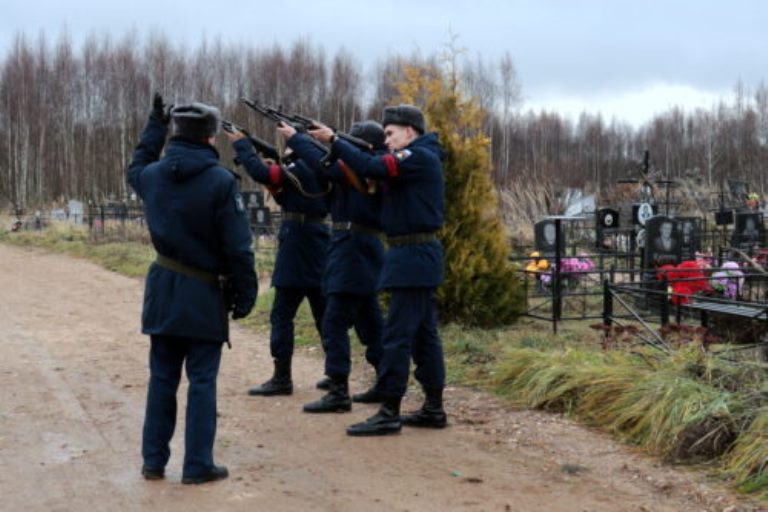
[
  {"xmin": 150, "ymin": 92, "xmax": 173, "ymax": 125},
  {"xmin": 231, "ymin": 304, "xmax": 252, "ymax": 320}
]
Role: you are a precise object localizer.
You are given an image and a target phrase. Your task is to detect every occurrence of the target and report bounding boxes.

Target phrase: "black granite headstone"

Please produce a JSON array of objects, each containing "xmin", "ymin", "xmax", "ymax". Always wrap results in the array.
[
  {"xmin": 596, "ymin": 208, "xmax": 619, "ymax": 251},
  {"xmin": 677, "ymin": 217, "xmax": 701, "ymax": 261},
  {"xmin": 534, "ymin": 219, "xmax": 565, "ymax": 256},
  {"xmin": 731, "ymin": 212, "xmax": 764, "ymax": 251},
  {"xmin": 644, "ymin": 216, "xmax": 681, "ymax": 268}
]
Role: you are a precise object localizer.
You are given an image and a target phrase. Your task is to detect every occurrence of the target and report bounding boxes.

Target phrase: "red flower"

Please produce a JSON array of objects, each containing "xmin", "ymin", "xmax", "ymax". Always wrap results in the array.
[{"xmin": 656, "ymin": 260, "xmax": 711, "ymax": 304}]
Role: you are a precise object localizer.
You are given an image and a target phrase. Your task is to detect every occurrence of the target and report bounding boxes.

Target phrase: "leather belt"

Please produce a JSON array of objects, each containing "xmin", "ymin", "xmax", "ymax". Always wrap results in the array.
[
  {"xmin": 386, "ymin": 232, "xmax": 438, "ymax": 247},
  {"xmin": 282, "ymin": 212, "xmax": 327, "ymax": 225},
  {"xmin": 155, "ymin": 253, "xmax": 220, "ymax": 285},
  {"xmin": 332, "ymin": 221, "xmax": 382, "ymax": 237}
]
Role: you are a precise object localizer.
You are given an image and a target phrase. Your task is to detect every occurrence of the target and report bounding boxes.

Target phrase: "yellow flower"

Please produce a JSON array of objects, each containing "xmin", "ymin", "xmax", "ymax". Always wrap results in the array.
[{"xmin": 526, "ymin": 251, "xmax": 549, "ymax": 272}]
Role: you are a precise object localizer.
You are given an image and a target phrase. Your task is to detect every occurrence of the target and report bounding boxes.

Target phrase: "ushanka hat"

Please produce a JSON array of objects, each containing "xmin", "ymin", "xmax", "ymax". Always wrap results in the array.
[
  {"xmin": 171, "ymin": 102, "xmax": 221, "ymax": 140},
  {"xmin": 381, "ymin": 104, "xmax": 425, "ymax": 134}
]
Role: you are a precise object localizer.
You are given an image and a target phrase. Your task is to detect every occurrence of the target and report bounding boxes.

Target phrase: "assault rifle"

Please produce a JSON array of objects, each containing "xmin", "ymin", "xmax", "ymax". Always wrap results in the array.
[
  {"xmin": 240, "ymin": 98, "xmax": 374, "ymax": 153},
  {"xmin": 222, "ymin": 120, "xmax": 281, "ymax": 163}
]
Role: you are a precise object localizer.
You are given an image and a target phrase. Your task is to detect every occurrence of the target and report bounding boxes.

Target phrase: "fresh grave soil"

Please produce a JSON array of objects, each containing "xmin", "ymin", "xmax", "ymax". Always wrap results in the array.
[{"xmin": 0, "ymin": 243, "xmax": 765, "ymax": 512}]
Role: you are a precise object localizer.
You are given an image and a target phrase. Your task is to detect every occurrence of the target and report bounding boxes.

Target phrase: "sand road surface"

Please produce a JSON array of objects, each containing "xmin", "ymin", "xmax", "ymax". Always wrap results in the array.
[{"xmin": 0, "ymin": 243, "xmax": 762, "ymax": 511}]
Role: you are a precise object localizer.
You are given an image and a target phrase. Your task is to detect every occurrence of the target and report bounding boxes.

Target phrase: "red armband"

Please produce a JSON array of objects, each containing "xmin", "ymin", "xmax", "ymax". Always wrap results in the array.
[
  {"xmin": 269, "ymin": 164, "xmax": 282, "ymax": 185},
  {"xmin": 382, "ymin": 154, "xmax": 399, "ymax": 178}
]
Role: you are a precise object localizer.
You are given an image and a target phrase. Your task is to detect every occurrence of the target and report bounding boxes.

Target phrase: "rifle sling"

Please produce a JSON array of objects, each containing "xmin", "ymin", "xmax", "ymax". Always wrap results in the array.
[{"xmin": 338, "ymin": 160, "xmax": 368, "ymax": 195}]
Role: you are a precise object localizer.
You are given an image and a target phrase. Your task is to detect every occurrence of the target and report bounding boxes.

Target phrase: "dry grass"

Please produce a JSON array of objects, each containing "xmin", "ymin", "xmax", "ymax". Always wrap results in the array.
[
  {"xmin": 728, "ymin": 408, "xmax": 768, "ymax": 497},
  {"xmin": 498, "ymin": 178, "xmax": 557, "ymax": 245},
  {"xmin": 494, "ymin": 342, "xmax": 768, "ymax": 496}
]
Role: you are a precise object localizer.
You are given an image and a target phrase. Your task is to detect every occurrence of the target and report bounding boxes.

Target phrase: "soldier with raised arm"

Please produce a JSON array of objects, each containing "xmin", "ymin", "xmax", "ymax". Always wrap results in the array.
[{"xmin": 127, "ymin": 94, "xmax": 257, "ymax": 483}]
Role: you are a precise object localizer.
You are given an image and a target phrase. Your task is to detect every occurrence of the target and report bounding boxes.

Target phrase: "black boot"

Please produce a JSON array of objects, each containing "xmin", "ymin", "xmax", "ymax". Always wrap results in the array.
[
  {"xmin": 352, "ymin": 384, "xmax": 386, "ymax": 403},
  {"xmin": 248, "ymin": 359, "xmax": 293, "ymax": 396},
  {"xmin": 181, "ymin": 465, "xmax": 229, "ymax": 485},
  {"xmin": 303, "ymin": 375, "xmax": 352, "ymax": 413},
  {"xmin": 346, "ymin": 396, "xmax": 402, "ymax": 436},
  {"xmin": 315, "ymin": 376, "xmax": 332, "ymax": 390},
  {"xmin": 402, "ymin": 388, "xmax": 447, "ymax": 428}
]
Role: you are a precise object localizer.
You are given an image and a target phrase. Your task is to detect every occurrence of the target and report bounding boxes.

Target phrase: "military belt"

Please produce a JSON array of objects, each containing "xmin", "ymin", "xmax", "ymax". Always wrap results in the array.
[
  {"xmin": 386, "ymin": 232, "xmax": 438, "ymax": 247},
  {"xmin": 332, "ymin": 221, "xmax": 382, "ymax": 237},
  {"xmin": 155, "ymin": 253, "xmax": 220, "ymax": 285},
  {"xmin": 282, "ymin": 212, "xmax": 327, "ymax": 225}
]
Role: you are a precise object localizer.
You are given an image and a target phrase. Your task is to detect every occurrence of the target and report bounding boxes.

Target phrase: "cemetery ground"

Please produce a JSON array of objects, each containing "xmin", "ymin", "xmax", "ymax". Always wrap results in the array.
[{"xmin": 0, "ymin": 231, "xmax": 766, "ymax": 511}]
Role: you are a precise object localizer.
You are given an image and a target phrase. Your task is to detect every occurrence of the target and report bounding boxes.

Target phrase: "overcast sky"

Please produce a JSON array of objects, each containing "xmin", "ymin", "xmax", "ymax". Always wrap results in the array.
[{"xmin": 2, "ymin": 0, "xmax": 766, "ymax": 127}]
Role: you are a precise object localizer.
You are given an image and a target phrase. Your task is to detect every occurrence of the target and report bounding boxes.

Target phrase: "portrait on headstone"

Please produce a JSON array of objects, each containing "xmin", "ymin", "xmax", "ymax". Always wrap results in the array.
[
  {"xmin": 644, "ymin": 216, "xmax": 681, "ymax": 267},
  {"xmin": 534, "ymin": 219, "xmax": 564, "ymax": 255},
  {"xmin": 250, "ymin": 207, "xmax": 272, "ymax": 234},
  {"xmin": 596, "ymin": 208, "xmax": 619, "ymax": 251},
  {"xmin": 242, "ymin": 191, "xmax": 265, "ymax": 209},
  {"xmin": 732, "ymin": 212, "xmax": 764, "ymax": 250},
  {"xmin": 677, "ymin": 217, "xmax": 701, "ymax": 260},
  {"xmin": 632, "ymin": 203, "xmax": 658, "ymax": 225}
]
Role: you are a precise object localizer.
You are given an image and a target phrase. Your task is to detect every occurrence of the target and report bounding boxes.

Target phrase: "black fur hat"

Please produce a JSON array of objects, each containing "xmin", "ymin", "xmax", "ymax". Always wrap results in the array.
[
  {"xmin": 381, "ymin": 104, "xmax": 425, "ymax": 134},
  {"xmin": 171, "ymin": 102, "xmax": 221, "ymax": 140},
  {"xmin": 350, "ymin": 120, "xmax": 386, "ymax": 150}
]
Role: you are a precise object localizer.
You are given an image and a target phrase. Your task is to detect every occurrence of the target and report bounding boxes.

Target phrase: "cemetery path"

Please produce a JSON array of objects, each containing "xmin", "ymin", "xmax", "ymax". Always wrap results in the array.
[{"xmin": 0, "ymin": 243, "xmax": 763, "ymax": 512}]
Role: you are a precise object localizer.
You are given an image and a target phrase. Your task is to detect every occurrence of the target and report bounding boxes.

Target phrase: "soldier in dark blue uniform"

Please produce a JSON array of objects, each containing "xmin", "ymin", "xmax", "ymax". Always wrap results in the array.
[
  {"xmin": 309, "ymin": 105, "xmax": 447, "ymax": 436},
  {"xmin": 128, "ymin": 95, "xmax": 257, "ymax": 483},
  {"xmin": 277, "ymin": 121, "xmax": 387, "ymax": 413},
  {"xmin": 226, "ymin": 127, "xmax": 330, "ymax": 396}
]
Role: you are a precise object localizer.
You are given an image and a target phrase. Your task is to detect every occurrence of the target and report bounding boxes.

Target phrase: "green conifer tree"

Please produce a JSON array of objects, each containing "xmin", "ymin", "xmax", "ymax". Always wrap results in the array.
[{"xmin": 393, "ymin": 65, "xmax": 525, "ymax": 326}]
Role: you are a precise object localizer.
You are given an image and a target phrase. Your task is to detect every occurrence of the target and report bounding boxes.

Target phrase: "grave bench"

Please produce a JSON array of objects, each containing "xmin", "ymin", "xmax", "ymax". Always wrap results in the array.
[{"xmin": 686, "ymin": 299, "xmax": 768, "ymax": 326}]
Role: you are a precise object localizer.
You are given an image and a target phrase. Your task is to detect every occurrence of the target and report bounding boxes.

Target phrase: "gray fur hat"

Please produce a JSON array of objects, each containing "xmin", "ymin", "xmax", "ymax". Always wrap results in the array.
[
  {"xmin": 381, "ymin": 104, "xmax": 425, "ymax": 134},
  {"xmin": 171, "ymin": 102, "xmax": 221, "ymax": 140}
]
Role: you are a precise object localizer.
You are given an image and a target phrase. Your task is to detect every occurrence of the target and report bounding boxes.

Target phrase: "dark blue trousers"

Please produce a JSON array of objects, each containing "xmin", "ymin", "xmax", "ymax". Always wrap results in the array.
[
  {"xmin": 322, "ymin": 292, "xmax": 383, "ymax": 377},
  {"xmin": 142, "ymin": 335, "xmax": 222, "ymax": 478},
  {"xmin": 377, "ymin": 288, "xmax": 445, "ymax": 397},
  {"xmin": 270, "ymin": 287, "xmax": 325, "ymax": 360}
]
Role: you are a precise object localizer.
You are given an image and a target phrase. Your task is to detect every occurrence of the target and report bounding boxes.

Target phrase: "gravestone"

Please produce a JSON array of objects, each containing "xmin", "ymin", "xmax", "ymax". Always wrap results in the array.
[
  {"xmin": 250, "ymin": 207, "xmax": 272, "ymax": 235},
  {"xmin": 644, "ymin": 216, "xmax": 681, "ymax": 268},
  {"xmin": 242, "ymin": 191, "xmax": 265, "ymax": 209},
  {"xmin": 728, "ymin": 179, "xmax": 749, "ymax": 203},
  {"xmin": 731, "ymin": 212, "xmax": 765, "ymax": 251},
  {"xmin": 715, "ymin": 210, "xmax": 734, "ymax": 226},
  {"xmin": 534, "ymin": 219, "xmax": 565, "ymax": 256},
  {"xmin": 632, "ymin": 202, "xmax": 658, "ymax": 225},
  {"xmin": 67, "ymin": 200, "xmax": 84, "ymax": 225},
  {"xmin": 596, "ymin": 208, "xmax": 619, "ymax": 251},
  {"xmin": 677, "ymin": 217, "xmax": 702, "ymax": 261}
]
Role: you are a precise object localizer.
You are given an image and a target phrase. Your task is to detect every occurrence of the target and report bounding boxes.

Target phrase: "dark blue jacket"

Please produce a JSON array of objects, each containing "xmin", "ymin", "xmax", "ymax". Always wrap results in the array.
[
  {"xmin": 127, "ymin": 118, "xmax": 257, "ymax": 342},
  {"xmin": 233, "ymin": 138, "xmax": 330, "ymax": 288},
  {"xmin": 330, "ymin": 132, "xmax": 445, "ymax": 289},
  {"xmin": 288, "ymin": 133, "xmax": 385, "ymax": 295}
]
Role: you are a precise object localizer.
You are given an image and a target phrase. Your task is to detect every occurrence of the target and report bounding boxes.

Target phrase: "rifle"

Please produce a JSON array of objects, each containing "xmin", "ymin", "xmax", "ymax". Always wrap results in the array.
[
  {"xmin": 240, "ymin": 98, "xmax": 373, "ymax": 153},
  {"xmin": 289, "ymin": 113, "xmax": 374, "ymax": 152},
  {"xmin": 241, "ymin": 98, "xmax": 329, "ymax": 158},
  {"xmin": 222, "ymin": 120, "xmax": 281, "ymax": 163}
]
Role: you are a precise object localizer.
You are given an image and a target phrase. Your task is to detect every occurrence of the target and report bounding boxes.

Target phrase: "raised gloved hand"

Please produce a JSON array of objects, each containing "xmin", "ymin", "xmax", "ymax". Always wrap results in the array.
[{"xmin": 150, "ymin": 92, "xmax": 173, "ymax": 125}]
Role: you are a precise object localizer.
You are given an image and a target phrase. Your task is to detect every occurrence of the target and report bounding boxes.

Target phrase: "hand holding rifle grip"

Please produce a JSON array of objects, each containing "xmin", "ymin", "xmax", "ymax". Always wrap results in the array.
[{"xmin": 224, "ymin": 119, "xmax": 281, "ymax": 163}]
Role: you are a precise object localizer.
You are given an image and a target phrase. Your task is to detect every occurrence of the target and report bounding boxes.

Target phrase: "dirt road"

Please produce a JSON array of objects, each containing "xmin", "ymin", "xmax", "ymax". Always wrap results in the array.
[{"xmin": 0, "ymin": 243, "xmax": 762, "ymax": 511}]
